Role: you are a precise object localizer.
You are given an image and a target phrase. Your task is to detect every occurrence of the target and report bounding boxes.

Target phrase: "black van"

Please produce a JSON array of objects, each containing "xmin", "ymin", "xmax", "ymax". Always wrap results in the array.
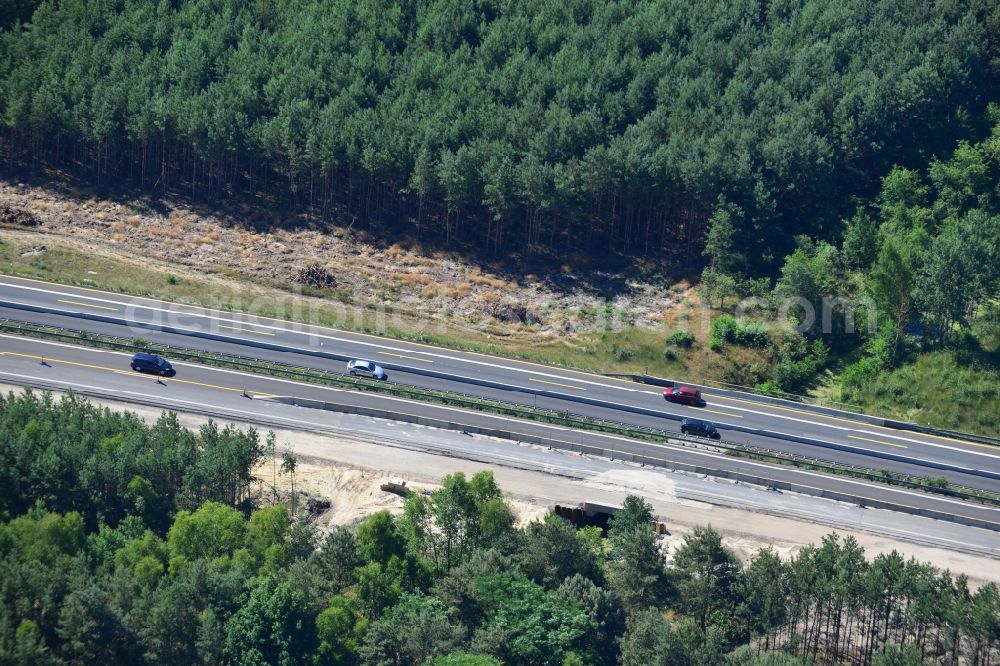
[
  {"xmin": 130, "ymin": 352, "xmax": 175, "ymax": 377},
  {"xmin": 680, "ymin": 418, "xmax": 720, "ymax": 440}
]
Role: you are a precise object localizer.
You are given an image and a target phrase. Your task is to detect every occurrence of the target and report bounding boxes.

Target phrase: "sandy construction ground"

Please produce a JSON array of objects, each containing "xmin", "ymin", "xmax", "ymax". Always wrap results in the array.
[{"xmin": 7, "ymin": 383, "xmax": 994, "ymax": 587}]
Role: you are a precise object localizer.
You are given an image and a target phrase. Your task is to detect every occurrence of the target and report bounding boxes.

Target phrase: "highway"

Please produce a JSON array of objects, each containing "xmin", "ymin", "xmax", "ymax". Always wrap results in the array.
[
  {"xmin": 2, "ymin": 333, "xmax": 1000, "ymax": 543},
  {"xmin": 1, "ymin": 274, "xmax": 999, "ymax": 493}
]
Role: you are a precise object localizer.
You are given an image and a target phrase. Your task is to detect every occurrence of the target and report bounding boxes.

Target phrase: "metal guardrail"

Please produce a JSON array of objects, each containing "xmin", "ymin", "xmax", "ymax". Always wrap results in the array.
[
  {"xmin": 0, "ymin": 319, "xmax": 689, "ymax": 434},
  {"xmin": 2, "ymin": 317, "xmax": 998, "ymax": 507},
  {"xmin": 5, "ymin": 269, "xmax": 994, "ymax": 445},
  {"xmin": 604, "ymin": 372, "xmax": 868, "ymax": 412}
]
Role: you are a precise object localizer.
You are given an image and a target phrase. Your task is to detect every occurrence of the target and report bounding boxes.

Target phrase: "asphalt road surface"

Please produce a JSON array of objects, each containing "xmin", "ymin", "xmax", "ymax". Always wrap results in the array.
[
  {"xmin": 1, "ymin": 274, "xmax": 999, "ymax": 493},
  {"xmin": 2, "ymin": 334, "xmax": 999, "ymax": 544}
]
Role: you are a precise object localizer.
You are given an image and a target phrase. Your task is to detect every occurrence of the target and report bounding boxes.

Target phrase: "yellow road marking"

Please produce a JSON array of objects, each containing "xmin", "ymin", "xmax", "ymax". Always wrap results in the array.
[
  {"xmin": 694, "ymin": 407, "xmax": 743, "ymax": 418},
  {"xmin": 7, "ymin": 276, "xmax": 999, "ymax": 450},
  {"xmin": 904, "ymin": 432, "xmax": 1000, "ymax": 450},
  {"xmin": 0, "ymin": 351, "xmax": 277, "ymax": 397},
  {"xmin": 528, "ymin": 377, "xmax": 586, "ymax": 390},
  {"xmin": 6, "ymin": 275, "xmax": 655, "ymax": 397},
  {"xmin": 2, "ymin": 351, "xmax": 112, "ymax": 371},
  {"xmin": 705, "ymin": 391, "xmax": 999, "ymax": 449},
  {"xmin": 57, "ymin": 298, "xmax": 119, "ymax": 311},
  {"xmin": 169, "ymin": 376, "xmax": 276, "ymax": 396},
  {"xmin": 377, "ymin": 351, "xmax": 433, "ymax": 363},
  {"xmin": 177, "ymin": 377, "xmax": 268, "ymax": 396},
  {"xmin": 218, "ymin": 323, "xmax": 275, "ymax": 336},
  {"xmin": 3, "ymin": 274, "xmax": 637, "ymax": 380},
  {"xmin": 705, "ymin": 392, "xmax": 869, "ymax": 424},
  {"xmin": 848, "ymin": 434, "xmax": 907, "ymax": 449}
]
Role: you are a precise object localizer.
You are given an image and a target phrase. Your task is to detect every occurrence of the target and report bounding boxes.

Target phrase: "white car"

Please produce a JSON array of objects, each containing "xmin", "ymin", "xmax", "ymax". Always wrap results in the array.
[{"xmin": 347, "ymin": 359, "xmax": 388, "ymax": 380}]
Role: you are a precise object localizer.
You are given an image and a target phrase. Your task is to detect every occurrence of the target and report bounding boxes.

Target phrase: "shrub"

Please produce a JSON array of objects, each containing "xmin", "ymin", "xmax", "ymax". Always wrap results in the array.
[
  {"xmin": 613, "ymin": 346, "xmax": 634, "ymax": 362},
  {"xmin": 840, "ymin": 358, "xmax": 879, "ymax": 390},
  {"xmin": 771, "ymin": 337, "xmax": 828, "ymax": 394},
  {"xmin": 722, "ymin": 360, "xmax": 770, "ymax": 387},
  {"xmin": 866, "ymin": 328, "xmax": 902, "ymax": 369},
  {"xmin": 710, "ymin": 315, "xmax": 736, "ymax": 346},
  {"xmin": 663, "ymin": 346, "xmax": 678, "ymax": 361},
  {"xmin": 946, "ymin": 328, "xmax": 982, "ymax": 352},
  {"xmin": 710, "ymin": 315, "xmax": 771, "ymax": 348},
  {"xmin": 665, "ymin": 330, "xmax": 695, "ymax": 348},
  {"xmin": 772, "ymin": 358, "xmax": 818, "ymax": 394},
  {"xmin": 755, "ymin": 380, "xmax": 785, "ymax": 397},
  {"xmin": 735, "ymin": 322, "xmax": 771, "ymax": 347}
]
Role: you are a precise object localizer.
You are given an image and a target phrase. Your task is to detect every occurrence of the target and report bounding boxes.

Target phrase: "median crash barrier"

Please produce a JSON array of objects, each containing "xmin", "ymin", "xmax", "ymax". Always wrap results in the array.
[
  {"xmin": 3, "ymin": 317, "xmax": 997, "ymax": 511},
  {"xmin": 6, "ymin": 296, "xmax": 996, "ymax": 450},
  {"xmin": 0, "ymin": 317, "xmax": 634, "ymax": 429},
  {"xmin": 606, "ymin": 372, "xmax": 1000, "ymax": 448},
  {"xmin": 0, "ymin": 299, "xmax": 684, "ymax": 416},
  {"xmin": 722, "ymin": 423, "xmax": 1000, "ymax": 483},
  {"xmin": 603, "ymin": 372, "xmax": 885, "ymax": 424},
  {"xmin": 0, "ymin": 303, "xmax": 690, "ymax": 420}
]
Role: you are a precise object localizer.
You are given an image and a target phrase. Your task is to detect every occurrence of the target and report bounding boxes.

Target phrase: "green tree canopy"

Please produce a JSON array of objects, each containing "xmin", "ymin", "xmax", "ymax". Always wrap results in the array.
[
  {"xmin": 670, "ymin": 526, "xmax": 742, "ymax": 633},
  {"xmin": 471, "ymin": 574, "xmax": 595, "ymax": 665},
  {"xmin": 517, "ymin": 514, "xmax": 603, "ymax": 589},
  {"xmin": 0, "ymin": 0, "xmax": 992, "ymax": 263},
  {"xmin": 167, "ymin": 501, "xmax": 247, "ymax": 561},
  {"xmin": 360, "ymin": 593, "xmax": 465, "ymax": 666},
  {"xmin": 224, "ymin": 576, "xmax": 316, "ymax": 666}
]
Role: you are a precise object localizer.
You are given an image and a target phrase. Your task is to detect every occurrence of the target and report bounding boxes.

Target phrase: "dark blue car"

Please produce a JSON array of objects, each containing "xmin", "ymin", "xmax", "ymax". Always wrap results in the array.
[
  {"xmin": 680, "ymin": 418, "xmax": 720, "ymax": 440},
  {"xmin": 130, "ymin": 352, "xmax": 175, "ymax": 377}
]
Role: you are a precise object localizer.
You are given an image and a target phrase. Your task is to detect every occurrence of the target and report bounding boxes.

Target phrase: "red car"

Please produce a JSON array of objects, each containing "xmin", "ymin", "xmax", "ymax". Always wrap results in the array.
[{"xmin": 664, "ymin": 385, "xmax": 702, "ymax": 405}]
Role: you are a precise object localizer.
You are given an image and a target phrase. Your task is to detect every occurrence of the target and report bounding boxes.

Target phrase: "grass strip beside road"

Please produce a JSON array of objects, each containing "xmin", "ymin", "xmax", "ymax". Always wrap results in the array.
[
  {"xmin": 0, "ymin": 265, "xmax": 877, "ymax": 417},
  {"xmin": 2, "ymin": 317, "xmax": 998, "ymax": 507}
]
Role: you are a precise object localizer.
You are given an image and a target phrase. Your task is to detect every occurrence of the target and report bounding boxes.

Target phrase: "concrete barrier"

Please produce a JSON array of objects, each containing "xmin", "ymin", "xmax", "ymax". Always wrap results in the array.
[
  {"xmin": 262, "ymin": 395, "xmax": 1000, "ymax": 532},
  {"xmin": 883, "ymin": 419, "xmax": 1000, "ymax": 447},
  {"xmin": 6, "ymin": 368, "xmax": 995, "ymax": 533}
]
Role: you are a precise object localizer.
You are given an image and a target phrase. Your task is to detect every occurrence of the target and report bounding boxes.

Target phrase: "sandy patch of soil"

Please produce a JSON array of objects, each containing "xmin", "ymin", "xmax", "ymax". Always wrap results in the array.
[
  {"xmin": 274, "ymin": 461, "xmax": 549, "ymax": 530},
  {"xmin": 3, "ymin": 384, "xmax": 994, "ymax": 587}
]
